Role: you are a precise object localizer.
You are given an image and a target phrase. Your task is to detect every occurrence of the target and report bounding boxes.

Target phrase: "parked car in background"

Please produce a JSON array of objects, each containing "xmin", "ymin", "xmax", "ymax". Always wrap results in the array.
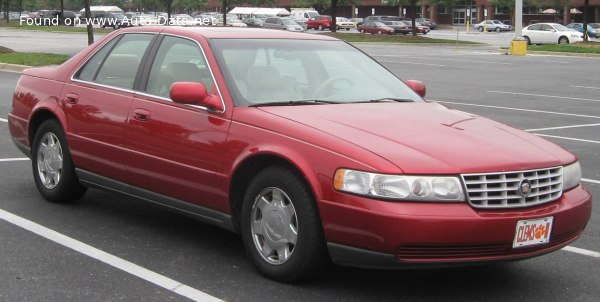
[
  {"xmin": 566, "ymin": 23, "xmax": 599, "ymax": 38},
  {"xmin": 522, "ymin": 23, "xmax": 584, "ymax": 44},
  {"xmin": 335, "ymin": 17, "xmax": 355, "ymax": 30},
  {"xmin": 97, "ymin": 12, "xmax": 134, "ymax": 29},
  {"xmin": 290, "ymin": 8, "xmax": 319, "ymax": 28},
  {"xmin": 473, "ymin": 20, "xmax": 512, "ymax": 32},
  {"xmin": 263, "ymin": 17, "xmax": 304, "ymax": 31},
  {"xmin": 9, "ymin": 26, "xmax": 591, "ymax": 283},
  {"xmin": 416, "ymin": 17, "xmax": 437, "ymax": 29},
  {"xmin": 383, "ymin": 21, "xmax": 411, "ymax": 35},
  {"xmin": 305, "ymin": 15, "xmax": 332, "ymax": 30},
  {"xmin": 172, "ymin": 14, "xmax": 200, "ymax": 26},
  {"xmin": 360, "ymin": 21, "xmax": 395, "ymax": 34},
  {"xmin": 401, "ymin": 21, "xmax": 430, "ymax": 34},
  {"xmin": 242, "ymin": 17, "xmax": 265, "ymax": 27}
]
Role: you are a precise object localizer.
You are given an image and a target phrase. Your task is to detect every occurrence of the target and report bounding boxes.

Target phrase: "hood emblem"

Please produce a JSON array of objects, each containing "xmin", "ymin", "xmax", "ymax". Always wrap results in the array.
[{"xmin": 519, "ymin": 179, "xmax": 532, "ymax": 197}]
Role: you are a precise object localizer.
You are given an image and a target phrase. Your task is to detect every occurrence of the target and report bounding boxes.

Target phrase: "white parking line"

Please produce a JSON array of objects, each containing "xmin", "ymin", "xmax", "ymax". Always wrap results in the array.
[
  {"xmin": 526, "ymin": 123, "xmax": 600, "ymax": 132},
  {"xmin": 0, "ymin": 208, "xmax": 223, "ymax": 302},
  {"xmin": 583, "ymin": 178, "xmax": 600, "ymax": 185},
  {"xmin": 0, "ymin": 158, "xmax": 29, "ymax": 162},
  {"xmin": 438, "ymin": 101, "xmax": 600, "ymax": 120},
  {"xmin": 377, "ymin": 60, "xmax": 446, "ymax": 67},
  {"xmin": 488, "ymin": 91, "xmax": 600, "ymax": 103},
  {"xmin": 0, "ymin": 117, "xmax": 7, "ymax": 123},
  {"xmin": 533, "ymin": 134, "xmax": 600, "ymax": 144},
  {"xmin": 562, "ymin": 246, "xmax": 600, "ymax": 258},
  {"xmin": 570, "ymin": 85, "xmax": 600, "ymax": 90},
  {"xmin": 374, "ymin": 55, "xmax": 510, "ymax": 65}
]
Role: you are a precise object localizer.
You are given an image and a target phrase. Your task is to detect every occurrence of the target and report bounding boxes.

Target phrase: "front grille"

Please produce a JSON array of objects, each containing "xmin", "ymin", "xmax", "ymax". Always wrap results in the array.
[{"xmin": 462, "ymin": 167, "xmax": 563, "ymax": 209}]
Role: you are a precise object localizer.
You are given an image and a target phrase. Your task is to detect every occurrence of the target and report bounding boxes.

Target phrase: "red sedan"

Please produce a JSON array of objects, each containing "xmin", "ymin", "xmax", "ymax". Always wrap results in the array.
[
  {"xmin": 360, "ymin": 21, "xmax": 395, "ymax": 34},
  {"xmin": 305, "ymin": 15, "xmax": 332, "ymax": 30},
  {"xmin": 8, "ymin": 26, "xmax": 592, "ymax": 282}
]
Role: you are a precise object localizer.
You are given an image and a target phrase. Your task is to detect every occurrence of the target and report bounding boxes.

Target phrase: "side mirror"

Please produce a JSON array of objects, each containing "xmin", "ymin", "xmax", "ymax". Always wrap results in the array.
[
  {"xmin": 550, "ymin": 29, "xmax": 556, "ymax": 32},
  {"xmin": 405, "ymin": 80, "xmax": 426, "ymax": 98},
  {"xmin": 170, "ymin": 82, "xmax": 223, "ymax": 111}
]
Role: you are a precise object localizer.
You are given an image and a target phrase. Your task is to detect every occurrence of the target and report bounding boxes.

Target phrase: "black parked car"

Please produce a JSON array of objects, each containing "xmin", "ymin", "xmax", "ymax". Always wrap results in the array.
[{"xmin": 242, "ymin": 17, "xmax": 265, "ymax": 27}]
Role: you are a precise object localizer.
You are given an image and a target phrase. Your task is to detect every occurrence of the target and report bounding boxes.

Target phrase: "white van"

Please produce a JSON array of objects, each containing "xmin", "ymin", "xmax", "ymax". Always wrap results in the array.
[{"xmin": 290, "ymin": 8, "xmax": 319, "ymax": 27}]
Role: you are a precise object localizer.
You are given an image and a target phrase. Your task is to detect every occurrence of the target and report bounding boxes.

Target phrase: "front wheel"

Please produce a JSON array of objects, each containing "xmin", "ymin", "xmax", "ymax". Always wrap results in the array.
[
  {"xmin": 318, "ymin": 24, "xmax": 323, "ymax": 31},
  {"xmin": 241, "ymin": 166, "xmax": 327, "ymax": 282},
  {"xmin": 31, "ymin": 119, "xmax": 87, "ymax": 203},
  {"xmin": 495, "ymin": 27, "xmax": 501, "ymax": 33},
  {"xmin": 478, "ymin": 27, "xmax": 483, "ymax": 32},
  {"xmin": 558, "ymin": 36, "xmax": 569, "ymax": 44},
  {"xmin": 377, "ymin": 30, "xmax": 382, "ymax": 34}
]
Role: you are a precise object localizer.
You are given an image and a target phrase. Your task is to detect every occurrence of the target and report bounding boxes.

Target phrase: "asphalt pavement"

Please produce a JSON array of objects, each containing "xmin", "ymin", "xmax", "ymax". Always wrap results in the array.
[{"xmin": 0, "ymin": 33, "xmax": 599, "ymax": 301}]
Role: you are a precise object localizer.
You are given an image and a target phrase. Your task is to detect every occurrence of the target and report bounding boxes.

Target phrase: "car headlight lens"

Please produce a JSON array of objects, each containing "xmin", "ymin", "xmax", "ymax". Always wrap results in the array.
[
  {"xmin": 334, "ymin": 169, "xmax": 465, "ymax": 202},
  {"xmin": 563, "ymin": 162, "xmax": 581, "ymax": 191}
]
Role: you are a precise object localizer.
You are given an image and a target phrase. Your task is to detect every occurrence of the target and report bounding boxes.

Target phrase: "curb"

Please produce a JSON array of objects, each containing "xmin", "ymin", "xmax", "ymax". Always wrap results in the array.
[
  {"xmin": 526, "ymin": 50, "xmax": 600, "ymax": 58},
  {"xmin": 0, "ymin": 63, "xmax": 29, "ymax": 73}
]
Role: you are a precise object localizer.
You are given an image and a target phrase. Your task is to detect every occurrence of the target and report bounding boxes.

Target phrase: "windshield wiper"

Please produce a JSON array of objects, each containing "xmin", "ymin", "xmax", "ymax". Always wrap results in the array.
[
  {"xmin": 352, "ymin": 98, "xmax": 414, "ymax": 103},
  {"xmin": 249, "ymin": 100, "xmax": 340, "ymax": 107}
]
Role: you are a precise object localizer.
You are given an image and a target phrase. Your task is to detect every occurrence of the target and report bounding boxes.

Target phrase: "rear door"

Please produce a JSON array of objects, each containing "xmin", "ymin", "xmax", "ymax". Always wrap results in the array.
[
  {"xmin": 125, "ymin": 34, "xmax": 231, "ymax": 212},
  {"xmin": 62, "ymin": 33, "xmax": 155, "ymax": 182}
]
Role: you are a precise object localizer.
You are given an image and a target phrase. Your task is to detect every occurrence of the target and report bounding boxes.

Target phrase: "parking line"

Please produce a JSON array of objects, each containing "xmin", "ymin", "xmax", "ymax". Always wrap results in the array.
[
  {"xmin": 0, "ymin": 208, "xmax": 223, "ymax": 302},
  {"xmin": 526, "ymin": 123, "xmax": 600, "ymax": 132},
  {"xmin": 533, "ymin": 134, "xmax": 600, "ymax": 144},
  {"xmin": 0, "ymin": 158, "xmax": 29, "ymax": 162},
  {"xmin": 438, "ymin": 101, "xmax": 600, "ymax": 120},
  {"xmin": 488, "ymin": 91, "xmax": 600, "ymax": 103},
  {"xmin": 562, "ymin": 246, "xmax": 600, "ymax": 258},
  {"xmin": 570, "ymin": 85, "xmax": 600, "ymax": 90},
  {"xmin": 0, "ymin": 117, "xmax": 7, "ymax": 123},
  {"xmin": 377, "ymin": 60, "xmax": 446, "ymax": 67},
  {"xmin": 583, "ymin": 178, "xmax": 600, "ymax": 185}
]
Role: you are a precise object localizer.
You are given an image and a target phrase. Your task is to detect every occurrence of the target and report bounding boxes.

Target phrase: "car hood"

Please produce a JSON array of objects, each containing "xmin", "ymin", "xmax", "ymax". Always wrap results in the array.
[{"xmin": 256, "ymin": 102, "xmax": 574, "ymax": 174}]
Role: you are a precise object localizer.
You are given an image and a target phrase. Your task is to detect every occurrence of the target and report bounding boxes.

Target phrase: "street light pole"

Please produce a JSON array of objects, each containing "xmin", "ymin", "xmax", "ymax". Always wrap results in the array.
[{"xmin": 515, "ymin": 0, "xmax": 523, "ymax": 38}]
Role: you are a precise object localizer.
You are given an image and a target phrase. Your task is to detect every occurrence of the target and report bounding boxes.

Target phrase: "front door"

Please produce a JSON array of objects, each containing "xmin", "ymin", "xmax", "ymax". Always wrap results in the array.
[{"xmin": 125, "ymin": 35, "xmax": 231, "ymax": 212}]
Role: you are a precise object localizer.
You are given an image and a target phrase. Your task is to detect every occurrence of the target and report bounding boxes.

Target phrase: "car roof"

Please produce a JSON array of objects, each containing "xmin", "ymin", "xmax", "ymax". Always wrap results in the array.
[{"xmin": 119, "ymin": 26, "xmax": 338, "ymax": 41}]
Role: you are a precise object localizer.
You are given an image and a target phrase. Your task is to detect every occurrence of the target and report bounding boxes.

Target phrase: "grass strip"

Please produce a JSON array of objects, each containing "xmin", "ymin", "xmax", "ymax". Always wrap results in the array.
[{"xmin": 0, "ymin": 52, "xmax": 70, "ymax": 66}]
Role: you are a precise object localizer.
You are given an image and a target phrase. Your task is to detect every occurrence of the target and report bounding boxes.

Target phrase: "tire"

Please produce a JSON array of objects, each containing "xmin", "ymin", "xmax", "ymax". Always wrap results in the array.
[
  {"xmin": 478, "ymin": 27, "xmax": 483, "ymax": 32},
  {"xmin": 31, "ymin": 119, "xmax": 87, "ymax": 203},
  {"xmin": 524, "ymin": 36, "xmax": 531, "ymax": 45},
  {"xmin": 377, "ymin": 30, "xmax": 382, "ymax": 34},
  {"xmin": 346, "ymin": 28, "xmax": 350, "ymax": 31},
  {"xmin": 495, "ymin": 27, "xmax": 501, "ymax": 33},
  {"xmin": 558, "ymin": 36, "xmax": 569, "ymax": 44},
  {"xmin": 241, "ymin": 166, "xmax": 327, "ymax": 282},
  {"xmin": 318, "ymin": 24, "xmax": 323, "ymax": 31}
]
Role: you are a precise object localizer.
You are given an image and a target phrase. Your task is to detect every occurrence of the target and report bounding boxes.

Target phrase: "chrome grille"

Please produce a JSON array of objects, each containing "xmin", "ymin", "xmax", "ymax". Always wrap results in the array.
[{"xmin": 461, "ymin": 167, "xmax": 563, "ymax": 209}]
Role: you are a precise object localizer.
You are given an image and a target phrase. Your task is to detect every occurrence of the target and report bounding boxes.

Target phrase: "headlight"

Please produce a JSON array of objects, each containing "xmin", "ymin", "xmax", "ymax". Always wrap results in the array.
[
  {"xmin": 334, "ymin": 169, "xmax": 465, "ymax": 202},
  {"xmin": 563, "ymin": 162, "xmax": 581, "ymax": 191}
]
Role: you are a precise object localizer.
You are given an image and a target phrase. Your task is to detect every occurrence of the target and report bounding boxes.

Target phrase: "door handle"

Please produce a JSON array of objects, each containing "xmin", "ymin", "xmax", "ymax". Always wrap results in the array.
[
  {"xmin": 132, "ymin": 109, "xmax": 150, "ymax": 122},
  {"xmin": 65, "ymin": 93, "xmax": 79, "ymax": 105}
]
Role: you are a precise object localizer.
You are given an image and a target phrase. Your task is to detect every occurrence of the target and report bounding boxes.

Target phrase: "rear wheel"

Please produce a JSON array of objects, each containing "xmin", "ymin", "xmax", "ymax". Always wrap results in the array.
[
  {"xmin": 377, "ymin": 30, "xmax": 382, "ymax": 34},
  {"xmin": 318, "ymin": 24, "xmax": 323, "ymax": 31},
  {"xmin": 524, "ymin": 36, "xmax": 531, "ymax": 45},
  {"xmin": 558, "ymin": 36, "xmax": 569, "ymax": 44},
  {"xmin": 478, "ymin": 26, "xmax": 484, "ymax": 32},
  {"xmin": 31, "ymin": 119, "xmax": 87, "ymax": 203},
  {"xmin": 241, "ymin": 166, "xmax": 327, "ymax": 282}
]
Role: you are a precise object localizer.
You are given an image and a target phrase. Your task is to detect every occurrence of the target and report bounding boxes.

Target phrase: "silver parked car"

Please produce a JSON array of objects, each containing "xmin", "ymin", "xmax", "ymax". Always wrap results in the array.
[
  {"xmin": 522, "ymin": 23, "xmax": 584, "ymax": 45},
  {"xmin": 263, "ymin": 17, "xmax": 304, "ymax": 31},
  {"xmin": 473, "ymin": 20, "xmax": 511, "ymax": 32}
]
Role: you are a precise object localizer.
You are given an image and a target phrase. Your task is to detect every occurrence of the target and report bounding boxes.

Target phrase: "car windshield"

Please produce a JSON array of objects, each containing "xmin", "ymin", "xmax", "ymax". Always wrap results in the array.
[
  {"xmin": 337, "ymin": 18, "xmax": 349, "ymax": 22},
  {"xmin": 210, "ymin": 39, "xmax": 422, "ymax": 106},
  {"xmin": 282, "ymin": 19, "xmax": 297, "ymax": 25},
  {"xmin": 588, "ymin": 23, "xmax": 599, "ymax": 28},
  {"xmin": 493, "ymin": 21, "xmax": 502, "ymax": 24},
  {"xmin": 554, "ymin": 24, "xmax": 571, "ymax": 31},
  {"xmin": 307, "ymin": 12, "xmax": 319, "ymax": 18}
]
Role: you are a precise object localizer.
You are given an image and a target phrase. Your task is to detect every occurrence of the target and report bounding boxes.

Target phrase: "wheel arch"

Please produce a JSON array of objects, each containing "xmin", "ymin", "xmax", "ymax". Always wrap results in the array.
[
  {"xmin": 228, "ymin": 152, "xmax": 320, "ymax": 233},
  {"xmin": 28, "ymin": 109, "xmax": 64, "ymax": 147}
]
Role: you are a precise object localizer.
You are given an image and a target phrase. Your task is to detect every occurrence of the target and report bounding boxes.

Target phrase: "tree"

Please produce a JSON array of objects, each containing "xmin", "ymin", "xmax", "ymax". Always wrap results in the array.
[{"xmin": 83, "ymin": 0, "xmax": 93, "ymax": 45}]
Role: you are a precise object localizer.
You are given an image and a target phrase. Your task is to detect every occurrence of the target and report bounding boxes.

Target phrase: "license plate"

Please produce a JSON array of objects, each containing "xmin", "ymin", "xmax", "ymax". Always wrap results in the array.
[{"xmin": 513, "ymin": 217, "xmax": 554, "ymax": 248}]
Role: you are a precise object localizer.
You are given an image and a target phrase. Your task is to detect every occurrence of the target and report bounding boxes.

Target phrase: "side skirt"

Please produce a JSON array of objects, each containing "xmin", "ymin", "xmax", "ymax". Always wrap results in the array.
[{"xmin": 76, "ymin": 169, "xmax": 236, "ymax": 233}]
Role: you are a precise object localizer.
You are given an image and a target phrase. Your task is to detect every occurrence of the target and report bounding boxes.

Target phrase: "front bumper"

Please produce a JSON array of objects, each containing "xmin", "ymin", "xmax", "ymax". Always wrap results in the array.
[{"xmin": 319, "ymin": 185, "xmax": 592, "ymax": 268}]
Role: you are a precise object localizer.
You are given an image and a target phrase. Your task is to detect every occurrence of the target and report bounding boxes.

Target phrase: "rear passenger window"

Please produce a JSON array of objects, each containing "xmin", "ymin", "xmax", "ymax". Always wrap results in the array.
[
  {"xmin": 94, "ymin": 34, "xmax": 153, "ymax": 89},
  {"xmin": 76, "ymin": 38, "xmax": 118, "ymax": 82},
  {"xmin": 145, "ymin": 36, "xmax": 214, "ymax": 98}
]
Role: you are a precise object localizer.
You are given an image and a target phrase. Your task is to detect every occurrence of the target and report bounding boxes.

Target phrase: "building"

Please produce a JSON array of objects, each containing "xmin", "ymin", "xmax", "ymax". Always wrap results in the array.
[{"xmin": 207, "ymin": 0, "xmax": 600, "ymax": 25}]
